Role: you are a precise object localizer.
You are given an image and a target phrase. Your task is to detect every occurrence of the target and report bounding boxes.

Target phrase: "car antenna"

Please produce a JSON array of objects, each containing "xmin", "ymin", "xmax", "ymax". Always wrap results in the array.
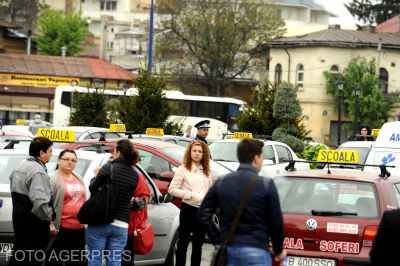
[{"xmin": 327, "ymin": 163, "xmax": 331, "ymax": 174}]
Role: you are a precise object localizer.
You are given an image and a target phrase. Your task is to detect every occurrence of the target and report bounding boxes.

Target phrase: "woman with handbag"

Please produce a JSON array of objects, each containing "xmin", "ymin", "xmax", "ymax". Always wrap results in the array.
[
  {"xmin": 87, "ymin": 139, "xmax": 139, "ymax": 266},
  {"xmin": 122, "ymin": 164, "xmax": 151, "ymax": 266},
  {"xmin": 47, "ymin": 149, "xmax": 86, "ymax": 266},
  {"xmin": 168, "ymin": 140, "xmax": 213, "ymax": 266}
]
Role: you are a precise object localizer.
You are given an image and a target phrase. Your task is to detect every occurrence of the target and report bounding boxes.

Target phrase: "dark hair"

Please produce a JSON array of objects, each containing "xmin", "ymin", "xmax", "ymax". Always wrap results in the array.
[
  {"xmin": 29, "ymin": 137, "xmax": 53, "ymax": 157},
  {"xmin": 360, "ymin": 125, "xmax": 371, "ymax": 135},
  {"xmin": 237, "ymin": 138, "xmax": 264, "ymax": 164},
  {"xmin": 58, "ymin": 149, "xmax": 77, "ymax": 160},
  {"xmin": 116, "ymin": 139, "xmax": 139, "ymax": 165}
]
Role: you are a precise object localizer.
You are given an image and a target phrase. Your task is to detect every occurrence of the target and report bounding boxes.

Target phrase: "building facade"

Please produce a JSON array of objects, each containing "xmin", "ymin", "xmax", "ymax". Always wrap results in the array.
[{"xmin": 263, "ymin": 28, "xmax": 400, "ymax": 145}]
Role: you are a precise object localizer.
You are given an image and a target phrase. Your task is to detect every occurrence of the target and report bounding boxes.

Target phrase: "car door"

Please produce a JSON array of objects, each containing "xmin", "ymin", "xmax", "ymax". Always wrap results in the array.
[{"xmin": 274, "ymin": 144, "xmax": 293, "ymax": 175}]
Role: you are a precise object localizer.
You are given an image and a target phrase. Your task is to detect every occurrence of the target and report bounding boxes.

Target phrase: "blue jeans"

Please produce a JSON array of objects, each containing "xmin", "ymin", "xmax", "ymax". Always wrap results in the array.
[
  {"xmin": 87, "ymin": 224, "xmax": 128, "ymax": 266},
  {"xmin": 226, "ymin": 246, "xmax": 271, "ymax": 266}
]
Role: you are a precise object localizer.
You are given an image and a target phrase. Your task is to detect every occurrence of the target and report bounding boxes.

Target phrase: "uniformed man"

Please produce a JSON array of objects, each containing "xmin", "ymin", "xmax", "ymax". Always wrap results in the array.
[{"xmin": 194, "ymin": 120, "xmax": 210, "ymax": 144}]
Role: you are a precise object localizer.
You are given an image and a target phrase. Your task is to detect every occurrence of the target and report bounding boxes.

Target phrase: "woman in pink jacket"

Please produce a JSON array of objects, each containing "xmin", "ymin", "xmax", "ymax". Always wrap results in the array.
[{"xmin": 168, "ymin": 140, "xmax": 212, "ymax": 266}]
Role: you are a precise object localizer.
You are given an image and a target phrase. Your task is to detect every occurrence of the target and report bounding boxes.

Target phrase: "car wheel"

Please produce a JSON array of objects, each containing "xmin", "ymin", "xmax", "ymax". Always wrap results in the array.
[{"xmin": 164, "ymin": 230, "xmax": 179, "ymax": 266}]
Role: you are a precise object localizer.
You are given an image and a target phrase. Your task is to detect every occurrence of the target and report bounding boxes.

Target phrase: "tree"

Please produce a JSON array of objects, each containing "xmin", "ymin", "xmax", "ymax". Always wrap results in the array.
[
  {"xmin": 34, "ymin": 10, "xmax": 89, "ymax": 56},
  {"xmin": 272, "ymin": 82, "xmax": 308, "ymax": 153},
  {"xmin": 118, "ymin": 72, "xmax": 182, "ymax": 135},
  {"xmin": 0, "ymin": 0, "xmax": 48, "ymax": 29},
  {"xmin": 323, "ymin": 56, "xmax": 396, "ymax": 135},
  {"xmin": 156, "ymin": 0, "xmax": 285, "ymax": 96},
  {"xmin": 69, "ymin": 90, "xmax": 110, "ymax": 127},
  {"xmin": 237, "ymin": 81, "xmax": 279, "ymax": 137},
  {"xmin": 345, "ymin": 0, "xmax": 400, "ymax": 26}
]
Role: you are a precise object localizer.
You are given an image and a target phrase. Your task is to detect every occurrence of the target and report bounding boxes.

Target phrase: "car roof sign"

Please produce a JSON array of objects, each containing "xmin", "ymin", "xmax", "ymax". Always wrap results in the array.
[
  {"xmin": 317, "ymin": 150, "xmax": 360, "ymax": 164},
  {"xmin": 109, "ymin": 124, "xmax": 126, "ymax": 132},
  {"xmin": 232, "ymin": 132, "xmax": 253, "ymax": 139},
  {"xmin": 36, "ymin": 128, "xmax": 76, "ymax": 142},
  {"xmin": 146, "ymin": 128, "xmax": 164, "ymax": 136}
]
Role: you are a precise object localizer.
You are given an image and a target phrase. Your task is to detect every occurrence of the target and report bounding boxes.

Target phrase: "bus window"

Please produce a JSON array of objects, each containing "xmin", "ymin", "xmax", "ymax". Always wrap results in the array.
[{"xmin": 61, "ymin": 92, "xmax": 71, "ymax": 107}]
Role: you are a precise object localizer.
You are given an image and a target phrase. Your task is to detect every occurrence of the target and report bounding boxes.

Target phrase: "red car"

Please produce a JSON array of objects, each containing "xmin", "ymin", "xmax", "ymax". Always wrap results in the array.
[
  {"xmin": 61, "ymin": 138, "xmax": 231, "ymax": 207},
  {"xmin": 273, "ymin": 169, "xmax": 400, "ymax": 266}
]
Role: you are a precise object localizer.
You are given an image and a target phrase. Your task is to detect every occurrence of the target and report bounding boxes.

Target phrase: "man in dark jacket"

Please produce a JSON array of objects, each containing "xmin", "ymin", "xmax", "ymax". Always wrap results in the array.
[
  {"xmin": 9, "ymin": 137, "xmax": 54, "ymax": 265},
  {"xmin": 198, "ymin": 138, "xmax": 286, "ymax": 265},
  {"xmin": 370, "ymin": 209, "xmax": 400, "ymax": 265},
  {"xmin": 194, "ymin": 120, "xmax": 210, "ymax": 144}
]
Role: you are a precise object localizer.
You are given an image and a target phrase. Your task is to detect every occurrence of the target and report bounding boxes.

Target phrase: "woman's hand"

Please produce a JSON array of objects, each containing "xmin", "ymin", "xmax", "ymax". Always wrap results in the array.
[{"xmin": 50, "ymin": 223, "xmax": 58, "ymax": 236}]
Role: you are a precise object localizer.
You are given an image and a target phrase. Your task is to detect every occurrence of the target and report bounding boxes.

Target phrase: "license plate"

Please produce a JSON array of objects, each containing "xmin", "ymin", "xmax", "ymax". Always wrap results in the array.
[
  {"xmin": 0, "ymin": 243, "xmax": 13, "ymax": 255},
  {"xmin": 283, "ymin": 256, "xmax": 336, "ymax": 266}
]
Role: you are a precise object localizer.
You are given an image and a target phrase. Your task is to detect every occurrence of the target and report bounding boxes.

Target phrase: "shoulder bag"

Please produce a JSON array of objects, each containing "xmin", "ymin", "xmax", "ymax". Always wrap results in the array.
[
  {"xmin": 211, "ymin": 175, "xmax": 258, "ymax": 266},
  {"xmin": 77, "ymin": 164, "xmax": 118, "ymax": 225}
]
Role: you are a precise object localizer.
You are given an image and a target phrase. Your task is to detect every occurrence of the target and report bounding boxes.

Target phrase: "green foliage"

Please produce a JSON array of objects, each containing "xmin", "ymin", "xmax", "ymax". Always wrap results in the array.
[
  {"xmin": 156, "ymin": 0, "xmax": 286, "ymax": 96},
  {"xmin": 0, "ymin": 0, "xmax": 48, "ymax": 29},
  {"xmin": 237, "ymin": 82, "xmax": 279, "ymax": 137},
  {"xmin": 69, "ymin": 90, "xmax": 109, "ymax": 127},
  {"xmin": 34, "ymin": 10, "xmax": 89, "ymax": 56},
  {"xmin": 301, "ymin": 144, "xmax": 327, "ymax": 169},
  {"xmin": 272, "ymin": 82, "xmax": 308, "ymax": 152},
  {"xmin": 323, "ymin": 56, "xmax": 396, "ymax": 134},
  {"xmin": 118, "ymin": 71, "xmax": 182, "ymax": 134},
  {"xmin": 345, "ymin": 0, "xmax": 400, "ymax": 26}
]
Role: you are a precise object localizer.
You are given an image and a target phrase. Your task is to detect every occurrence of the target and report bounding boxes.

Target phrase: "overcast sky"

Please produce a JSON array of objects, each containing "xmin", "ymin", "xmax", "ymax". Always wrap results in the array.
[{"xmin": 316, "ymin": 0, "xmax": 358, "ymax": 26}]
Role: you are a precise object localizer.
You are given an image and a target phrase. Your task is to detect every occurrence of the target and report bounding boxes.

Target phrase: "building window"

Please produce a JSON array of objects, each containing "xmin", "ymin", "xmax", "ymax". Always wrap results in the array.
[
  {"xmin": 275, "ymin": 63, "xmax": 282, "ymax": 83},
  {"xmin": 100, "ymin": 0, "xmax": 117, "ymax": 11},
  {"xmin": 330, "ymin": 65, "xmax": 340, "ymax": 80},
  {"xmin": 379, "ymin": 67, "xmax": 388, "ymax": 94},
  {"xmin": 296, "ymin": 64, "xmax": 304, "ymax": 89}
]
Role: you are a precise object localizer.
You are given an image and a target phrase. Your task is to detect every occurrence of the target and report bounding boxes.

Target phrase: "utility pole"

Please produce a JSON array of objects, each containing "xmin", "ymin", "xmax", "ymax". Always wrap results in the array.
[{"xmin": 148, "ymin": 0, "xmax": 154, "ymax": 77}]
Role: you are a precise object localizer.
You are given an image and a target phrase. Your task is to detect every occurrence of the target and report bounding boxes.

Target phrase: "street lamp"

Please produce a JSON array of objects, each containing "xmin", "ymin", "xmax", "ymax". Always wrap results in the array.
[
  {"xmin": 336, "ymin": 79, "xmax": 344, "ymax": 146},
  {"xmin": 355, "ymin": 88, "xmax": 361, "ymax": 137},
  {"xmin": 93, "ymin": 78, "xmax": 102, "ymax": 92}
]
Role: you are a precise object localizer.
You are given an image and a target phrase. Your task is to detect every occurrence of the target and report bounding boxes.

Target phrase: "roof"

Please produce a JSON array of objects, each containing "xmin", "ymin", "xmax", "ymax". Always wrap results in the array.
[
  {"xmin": 267, "ymin": 0, "xmax": 337, "ymax": 17},
  {"xmin": 0, "ymin": 54, "xmax": 136, "ymax": 80},
  {"xmin": 264, "ymin": 29, "xmax": 400, "ymax": 49},
  {"xmin": 376, "ymin": 15, "xmax": 400, "ymax": 33},
  {"xmin": 71, "ymin": 138, "xmax": 181, "ymax": 149},
  {"xmin": 0, "ymin": 20, "xmax": 20, "ymax": 29},
  {"xmin": 283, "ymin": 169, "xmax": 400, "ymax": 182}
]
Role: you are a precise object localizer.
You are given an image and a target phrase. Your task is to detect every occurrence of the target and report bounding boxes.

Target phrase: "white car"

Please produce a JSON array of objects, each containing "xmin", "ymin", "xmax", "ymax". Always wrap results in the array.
[
  {"xmin": 324, "ymin": 141, "xmax": 373, "ymax": 170},
  {"xmin": 209, "ymin": 139, "xmax": 310, "ymax": 177},
  {"xmin": 51, "ymin": 126, "xmax": 124, "ymax": 141},
  {"xmin": 0, "ymin": 149, "xmax": 179, "ymax": 265}
]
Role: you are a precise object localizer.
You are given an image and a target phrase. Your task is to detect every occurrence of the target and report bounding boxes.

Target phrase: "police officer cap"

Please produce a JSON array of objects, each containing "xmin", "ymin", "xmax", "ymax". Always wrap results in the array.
[{"xmin": 194, "ymin": 120, "xmax": 210, "ymax": 129}]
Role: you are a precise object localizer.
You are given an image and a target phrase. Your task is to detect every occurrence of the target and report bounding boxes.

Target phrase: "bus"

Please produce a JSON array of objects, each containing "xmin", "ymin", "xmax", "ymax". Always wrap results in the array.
[{"xmin": 53, "ymin": 86, "xmax": 245, "ymax": 140}]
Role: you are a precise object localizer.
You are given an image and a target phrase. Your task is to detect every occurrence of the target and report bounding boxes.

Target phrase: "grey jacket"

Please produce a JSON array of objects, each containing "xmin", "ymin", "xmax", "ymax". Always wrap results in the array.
[{"xmin": 9, "ymin": 156, "xmax": 54, "ymax": 222}]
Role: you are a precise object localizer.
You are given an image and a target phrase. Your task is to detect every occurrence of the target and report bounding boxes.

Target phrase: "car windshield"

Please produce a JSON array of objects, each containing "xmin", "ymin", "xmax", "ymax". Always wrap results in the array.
[
  {"xmin": 330, "ymin": 146, "xmax": 371, "ymax": 169},
  {"xmin": 275, "ymin": 176, "xmax": 379, "ymax": 218},
  {"xmin": 159, "ymin": 146, "xmax": 231, "ymax": 178},
  {"xmin": 209, "ymin": 142, "xmax": 274, "ymax": 163},
  {"xmin": 0, "ymin": 154, "xmax": 91, "ymax": 184}
]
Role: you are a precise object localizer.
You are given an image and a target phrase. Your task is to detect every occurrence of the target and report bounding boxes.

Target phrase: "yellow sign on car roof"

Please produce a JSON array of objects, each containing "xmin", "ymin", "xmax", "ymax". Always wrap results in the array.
[
  {"xmin": 36, "ymin": 128, "xmax": 76, "ymax": 142},
  {"xmin": 109, "ymin": 124, "xmax": 126, "ymax": 132},
  {"xmin": 146, "ymin": 128, "xmax": 164, "ymax": 136},
  {"xmin": 317, "ymin": 150, "xmax": 359, "ymax": 164},
  {"xmin": 232, "ymin": 132, "xmax": 253, "ymax": 139},
  {"xmin": 16, "ymin": 119, "xmax": 26, "ymax": 125},
  {"xmin": 371, "ymin": 129, "xmax": 380, "ymax": 136}
]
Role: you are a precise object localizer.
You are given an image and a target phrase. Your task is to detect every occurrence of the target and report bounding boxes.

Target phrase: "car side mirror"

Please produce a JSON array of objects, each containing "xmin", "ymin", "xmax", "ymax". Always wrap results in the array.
[
  {"xmin": 162, "ymin": 193, "xmax": 175, "ymax": 203},
  {"xmin": 159, "ymin": 171, "xmax": 174, "ymax": 182}
]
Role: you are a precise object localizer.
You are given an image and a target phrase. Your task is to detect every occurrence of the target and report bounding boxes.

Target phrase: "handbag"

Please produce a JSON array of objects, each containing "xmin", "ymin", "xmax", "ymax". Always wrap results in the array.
[
  {"xmin": 211, "ymin": 175, "xmax": 258, "ymax": 266},
  {"xmin": 77, "ymin": 164, "xmax": 118, "ymax": 225},
  {"xmin": 132, "ymin": 223, "xmax": 154, "ymax": 255}
]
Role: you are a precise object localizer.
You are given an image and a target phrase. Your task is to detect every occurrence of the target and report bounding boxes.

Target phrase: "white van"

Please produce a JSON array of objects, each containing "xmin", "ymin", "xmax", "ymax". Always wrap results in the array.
[{"xmin": 364, "ymin": 121, "xmax": 400, "ymax": 175}]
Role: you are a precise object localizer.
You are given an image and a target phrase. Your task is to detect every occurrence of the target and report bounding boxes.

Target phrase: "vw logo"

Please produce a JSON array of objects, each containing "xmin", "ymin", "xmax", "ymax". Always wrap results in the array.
[{"xmin": 306, "ymin": 219, "xmax": 318, "ymax": 230}]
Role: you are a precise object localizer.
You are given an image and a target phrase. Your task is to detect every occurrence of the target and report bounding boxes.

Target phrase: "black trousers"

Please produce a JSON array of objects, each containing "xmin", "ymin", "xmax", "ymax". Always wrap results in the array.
[
  {"xmin": 46, "ymin": 226, "xmax": 86, "ymax": 266},
  {"xmin": 121, "ymin": 235, "xmax": 135, "ymax": 266},
  {"xmin": 9, "ymin": 219, "xmax": 50, "ymax": 266},
  {"xmin": 175, "ymin": 203, "xmax": 206, "ymax": 266}
]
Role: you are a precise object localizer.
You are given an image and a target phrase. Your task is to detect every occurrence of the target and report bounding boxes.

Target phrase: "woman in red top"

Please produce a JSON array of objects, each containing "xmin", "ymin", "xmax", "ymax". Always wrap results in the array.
[
  {"xmin": 122, "ymin": 165, "xmax": 151, "ymax": 266},
  {"xmin": 47, "ymin": 149, "xmax": 86, "ymax": 266}
]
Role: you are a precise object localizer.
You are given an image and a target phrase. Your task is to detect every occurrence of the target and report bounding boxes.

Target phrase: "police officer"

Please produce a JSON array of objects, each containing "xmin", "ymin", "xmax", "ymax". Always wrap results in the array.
[{"xmin": 194, "ymin": 120, "xmax": 210, "ymax": 144}]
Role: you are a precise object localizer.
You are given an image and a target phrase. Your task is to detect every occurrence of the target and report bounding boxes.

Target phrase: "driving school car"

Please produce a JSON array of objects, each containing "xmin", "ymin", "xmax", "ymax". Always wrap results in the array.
[{"xmin": 274, "ymin": 150, "xmax": 400, "ymax": 266}]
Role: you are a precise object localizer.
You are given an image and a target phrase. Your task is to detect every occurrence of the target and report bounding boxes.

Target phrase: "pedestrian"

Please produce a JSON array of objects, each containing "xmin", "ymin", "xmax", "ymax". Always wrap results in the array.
[
  {"xmin": 87, "ymin": 139, "xmax": 139, "ymax": 266},
  {"xmin": 354, "ymin": 126, "xmax": 374, "ymax": 141},
  {"xmin": 198, "ymin": 138, "xmax": 286, "ymax": 266},
  {"xmin": 168, "ymin": 140, "xmax": 213, "ymax": 266},
  {"xmin": 183, "ymin": 125, "xmax": 193, "ymax": 139},
  {"xmin": 122, "ymin": 152, "xmax": 151, "ymax": 266},
  {"xmin": 28, "ymin": 114, "xmax": 47, "ymax": 135},
  {"xmin": 9, "ymin": 137, "xmax": 55, "ymax": 266},
  {"xmin": 46, "ymin": 149, "xmax": 86, "ymax": 266},
  {"xmin": 370, "ymin": 209, "xmax": 400, "ymax": 265},
  {"xmin": 194, "ymin": 120, "xmax": 210, "ymax": 144}
]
